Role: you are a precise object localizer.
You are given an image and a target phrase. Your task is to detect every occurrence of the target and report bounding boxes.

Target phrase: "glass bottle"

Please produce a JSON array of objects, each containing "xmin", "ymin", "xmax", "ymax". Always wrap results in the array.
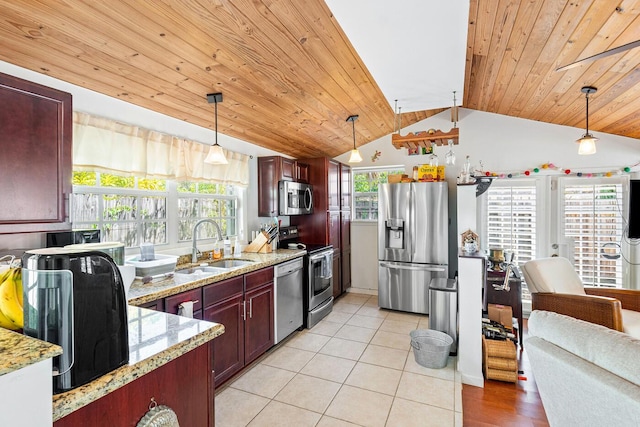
[
  {"xmin": 428, "ymin": 142, "xmax": 439, "ymax": 167},
  {"xmin": 445, "ymin": 139, "xmax": 456, "ymax": 165}
]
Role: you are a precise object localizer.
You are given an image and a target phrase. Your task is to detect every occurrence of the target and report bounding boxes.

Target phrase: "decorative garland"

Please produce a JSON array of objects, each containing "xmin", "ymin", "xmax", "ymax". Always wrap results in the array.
[{"xmin": 477, "ymin": 161, "xmax": 640, "ymax": 179}]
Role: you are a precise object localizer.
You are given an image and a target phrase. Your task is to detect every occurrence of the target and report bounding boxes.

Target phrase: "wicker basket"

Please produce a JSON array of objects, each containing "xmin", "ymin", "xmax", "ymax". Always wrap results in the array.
[{"xmin": 410, "ymin": 329, "xmax": 453, "ymax": 369}]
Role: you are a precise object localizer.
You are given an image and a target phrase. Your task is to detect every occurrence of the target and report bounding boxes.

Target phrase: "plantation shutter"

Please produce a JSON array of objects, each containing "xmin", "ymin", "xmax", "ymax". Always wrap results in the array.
[
  {"xmin": 486, "ymin": 183, "xmax": 537, "ymax": 300},
  {"xmin": 561, "ymin": 179, "xmax": 625, "ymax": 287}
]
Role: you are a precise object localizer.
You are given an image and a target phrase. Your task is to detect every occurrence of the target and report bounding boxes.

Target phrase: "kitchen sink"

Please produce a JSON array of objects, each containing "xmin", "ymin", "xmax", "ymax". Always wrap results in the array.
[
  {"xmin": 207, "ymin": 259, "xmax": 255, "ymax": 268},
  {"xmin": 174, "ymin": 266, "xmax": 228, "ymax": 277}
]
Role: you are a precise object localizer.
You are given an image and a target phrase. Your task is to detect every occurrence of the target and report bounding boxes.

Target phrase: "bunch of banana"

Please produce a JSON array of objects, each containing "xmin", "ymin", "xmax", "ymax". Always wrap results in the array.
[{"xmin": 0, "ymin": 268, "xmax": 23, "ymax": 331}]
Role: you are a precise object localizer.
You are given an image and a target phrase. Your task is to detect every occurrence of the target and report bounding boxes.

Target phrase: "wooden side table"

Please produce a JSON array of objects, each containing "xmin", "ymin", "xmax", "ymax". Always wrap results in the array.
[{"xmin": 484, "ymin": 269, "xmax": 523, "ymax": 347}]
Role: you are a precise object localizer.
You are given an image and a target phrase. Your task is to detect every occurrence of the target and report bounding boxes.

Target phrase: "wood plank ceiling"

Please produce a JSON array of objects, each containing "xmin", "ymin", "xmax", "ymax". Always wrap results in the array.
[{"xmin": 0, "ymin": 0, "xmax": 638, "ymax": 160}]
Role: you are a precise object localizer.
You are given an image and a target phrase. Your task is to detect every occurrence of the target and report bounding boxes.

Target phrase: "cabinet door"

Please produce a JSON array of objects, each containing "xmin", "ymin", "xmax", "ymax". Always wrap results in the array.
[
  {"xmin": 332, "ymin": 251, "xmax": 342, "ymax": 298},
  {"xmin": 244, "ymin": 282, "xmax": 274, "ymax": 364},
  {"xmin": 327, "ymin": 160, "xmax": 341, "ymax": 211},
  {"xmin": 340, "ymin": 164, "xmax": 352, "ymax": 210},
  {"xmin": 281, "ymin": 157, "xmax": 296, "ymax": 180},
  {"xmin": 257, "ymin": 156, "xmax": 279, "ymax": 217},
  {"xmin": 139, "ymin": 299, "xmax": 164, "ymax": 312},
  {"xmin": 54, "ymin": 343, "xmax": 213, "ymax": 427},
  {"xmin": 204, "ymin": 295, "xmax": 245, "ymax": 387},
  {"xmin": 341, "ymin": 248, "xmax": 351, "ymax": 292},
  {"xmin": 296, "ymin": 162, "xmax": 310, "ymax": 183},
  {"xmin": 0, "ymin": 72, "xmax": 72, "ymax": 233},
  {"xmin": 165, "ymin": 288, "xmax": 203, "ymax": 320},
  {"xmin": 340, "ymin": 210, "xmax": 351, "ymax": 251},
  {"xmin": 328, "ymin": 211, "xmax": 341, "ymax": 250}
]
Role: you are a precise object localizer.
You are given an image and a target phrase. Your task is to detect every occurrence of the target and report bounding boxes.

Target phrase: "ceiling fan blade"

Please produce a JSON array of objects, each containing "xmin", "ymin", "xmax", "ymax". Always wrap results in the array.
[{"xmin": 556, "ymin": 39, "xmax": 640, "ymax": 72}]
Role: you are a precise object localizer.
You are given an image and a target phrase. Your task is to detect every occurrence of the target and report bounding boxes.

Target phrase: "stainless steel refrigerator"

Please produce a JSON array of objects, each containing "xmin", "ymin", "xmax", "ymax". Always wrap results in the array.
[{"xmin": 378, "ymin": 182, "xmax": 449, "ymax": 314}]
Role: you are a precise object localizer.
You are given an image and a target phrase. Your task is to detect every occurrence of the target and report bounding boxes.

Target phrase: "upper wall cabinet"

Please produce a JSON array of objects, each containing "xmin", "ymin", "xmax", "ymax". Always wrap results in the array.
[
  {"xmin": 257, "ymin": 156, "xmax": 309, "ymax": 216},
  {"xmin": 0, "ymin": 73, "xmax": 72, "ymax": 234}
]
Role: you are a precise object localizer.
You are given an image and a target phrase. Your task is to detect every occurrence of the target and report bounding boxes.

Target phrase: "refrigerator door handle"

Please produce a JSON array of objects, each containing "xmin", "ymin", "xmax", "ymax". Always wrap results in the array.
[{"xmin": 379, "ymin": 261, "xmax": 446, "ymax": 272}]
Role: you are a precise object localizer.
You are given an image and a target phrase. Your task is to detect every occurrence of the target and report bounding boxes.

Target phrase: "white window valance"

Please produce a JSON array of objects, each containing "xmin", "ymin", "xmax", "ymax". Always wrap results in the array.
[{"xmin": 72, "ymin": 112, "xmax": 250, "ymax": 187}]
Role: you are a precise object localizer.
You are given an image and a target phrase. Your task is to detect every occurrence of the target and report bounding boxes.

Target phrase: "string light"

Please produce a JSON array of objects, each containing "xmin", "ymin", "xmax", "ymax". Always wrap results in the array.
[{"xmin": 475, "ymin": 161, "xmax": 640, "ymax": 179}]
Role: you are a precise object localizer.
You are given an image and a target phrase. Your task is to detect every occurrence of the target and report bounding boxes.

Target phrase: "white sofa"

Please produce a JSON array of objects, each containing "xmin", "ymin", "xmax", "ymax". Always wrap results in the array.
[{"xmin": 526, "ymin": 310, "xmax": 640, "ymax": 427}]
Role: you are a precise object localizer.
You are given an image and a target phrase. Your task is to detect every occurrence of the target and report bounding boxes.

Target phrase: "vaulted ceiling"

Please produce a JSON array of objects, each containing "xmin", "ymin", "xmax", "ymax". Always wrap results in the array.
[{"xmin": 0, "ymin": 0, "xmax": 638, "ymax": 159}]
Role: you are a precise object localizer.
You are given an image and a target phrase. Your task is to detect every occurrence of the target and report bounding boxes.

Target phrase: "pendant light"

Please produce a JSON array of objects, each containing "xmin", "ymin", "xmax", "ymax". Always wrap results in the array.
[
  {"xmin": 576, "ymin": 86, "xmax": 598, "ymax": 155},
  {"xmin": 204, "ymin": 92, "xmax": 228, "ymax": 165},
  {"xmin": 347, "ymin": 115, "xmax": 362, "ymax": 163}
]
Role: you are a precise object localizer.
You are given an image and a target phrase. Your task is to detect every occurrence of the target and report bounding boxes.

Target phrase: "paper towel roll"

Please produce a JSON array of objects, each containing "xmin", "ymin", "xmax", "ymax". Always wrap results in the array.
[{"xmin": 177, "ymin": 301, "xmax": 195, "ymax": 318}]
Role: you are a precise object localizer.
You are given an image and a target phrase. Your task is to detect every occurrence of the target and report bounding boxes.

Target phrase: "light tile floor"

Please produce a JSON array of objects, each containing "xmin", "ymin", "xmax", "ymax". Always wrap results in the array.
[{"xmin": 215, "ymin": 293, "xmax": 462, "ymax": 427}]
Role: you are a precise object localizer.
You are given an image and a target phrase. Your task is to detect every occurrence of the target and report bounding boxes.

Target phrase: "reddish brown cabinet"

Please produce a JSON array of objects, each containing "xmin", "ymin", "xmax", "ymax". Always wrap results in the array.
[
  {"xmin": 258, "ymin": 156, "xmax": 311, "ymax": 216},
  {"xmin": 327, "ymin": 159, "xmax": 341, "ymax": 211},
  {"xmin": 296, "ymin": 161, "xmax": 310, "ymax": 183},
  {"xmin": 139, "ymin": 299, "xmax": 165, "ymax": 312},
  {"xmin": 244, "ymin": 267, "xmax": 275, "ymax": 364},
  {"xmin": 340, "ymin": 163, "xmax": 352, "ymax": 210},
  {"xmin": 54, "ymin": 342, "xmax": 214, "ymax": 427},
  {"xmin": 293, "ymin": 158, "xmax": 352, "ymax": 296},
  {"xmin": 203, "ymin": 268, "xmax": 274, "ymax": 387},
  {"xmin": 0, "ymin": 72, "xmax": 72, "ymax": 234},
  {"xmin": 165, "ymin": 288, "xmax": 203, "ymax": 319}
]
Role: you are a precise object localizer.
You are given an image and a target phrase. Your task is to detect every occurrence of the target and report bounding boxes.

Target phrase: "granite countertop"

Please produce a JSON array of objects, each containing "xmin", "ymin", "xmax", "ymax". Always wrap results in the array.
[
  {"xmin": 128, "ymin": 248, "xmax": 306, "ymax": 306},
  {"xmin": 52, "ymin": 306, "xmax": 224, "ymax": 421},
  {"xmin": 0, "ymin": 329, "xmax": 62, "ymax": 376}
]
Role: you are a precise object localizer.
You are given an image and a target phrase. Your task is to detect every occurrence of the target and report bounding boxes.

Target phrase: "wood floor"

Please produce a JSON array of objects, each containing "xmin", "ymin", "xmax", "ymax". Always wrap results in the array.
[{"xmin": 462, "ymin": 320, "xmax": 550, "ymax": 426}]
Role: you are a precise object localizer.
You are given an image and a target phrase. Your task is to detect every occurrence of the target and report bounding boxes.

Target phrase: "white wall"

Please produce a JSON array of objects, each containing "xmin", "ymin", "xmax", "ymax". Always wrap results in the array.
[
  {"xmin": 336, "ymin": 108, "xmax": 640, "ymax": 291},
  {"xmin": 0, "ymin": 61, "xmax": 287, "ymax": 251}
]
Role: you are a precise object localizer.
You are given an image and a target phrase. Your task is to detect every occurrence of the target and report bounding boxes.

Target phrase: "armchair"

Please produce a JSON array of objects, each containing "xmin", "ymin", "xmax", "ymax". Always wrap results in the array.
[{"xmin": 521, "ymin": 257, "xmax": 640, "ymax": 337}]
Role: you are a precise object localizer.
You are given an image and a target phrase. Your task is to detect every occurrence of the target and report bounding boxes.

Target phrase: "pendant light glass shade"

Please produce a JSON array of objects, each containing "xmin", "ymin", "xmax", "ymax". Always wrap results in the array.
[
  {"xmin": 577, "ymin": 134, "xmax": 598, "ymax": 155},
  {"xmin": 348, "ymin": 148, "xmax": 363, "ymax": 163},
  {"xmin": 577, "ymin": 86, "xmax": 597, "ymax": 156},
  {"xmin": 346, "ymin": 115, "xmax": 362, "ymax": 163},
  {"xmin": 205, "ymin": 143, "xmax": 228, "ymax": 164},
  {"xmin": 204, "ymin": 92, "xmax": 228, "ymax": 165}
]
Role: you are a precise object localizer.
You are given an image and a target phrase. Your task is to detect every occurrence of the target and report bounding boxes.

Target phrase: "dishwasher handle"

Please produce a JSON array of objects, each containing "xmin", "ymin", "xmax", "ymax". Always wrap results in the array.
[
  {"xmin": 275, "ymin": 258, "xmax": 304, "ymax": 277},
  {"xmin": 276, "ymin": 268, "xmax": 302, "ymax": 279}
]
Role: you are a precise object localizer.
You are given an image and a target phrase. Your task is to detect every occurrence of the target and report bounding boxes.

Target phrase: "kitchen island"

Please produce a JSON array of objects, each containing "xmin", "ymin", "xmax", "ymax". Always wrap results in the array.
[{"xmin": 53, "ymin": 306, "xmax": 224, "ymax": 425}]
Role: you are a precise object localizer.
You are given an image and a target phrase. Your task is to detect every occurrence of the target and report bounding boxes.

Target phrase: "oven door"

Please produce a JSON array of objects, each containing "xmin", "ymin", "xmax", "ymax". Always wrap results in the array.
[{"xmin": 307, "ymin": 249, "xmax": 333, "ymax": 309}]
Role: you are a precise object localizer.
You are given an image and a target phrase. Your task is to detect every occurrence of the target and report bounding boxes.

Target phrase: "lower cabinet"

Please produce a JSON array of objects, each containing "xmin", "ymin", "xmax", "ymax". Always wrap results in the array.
[
  {"xmin": 332, "ymin": 250, "xmax": 342, "ymax": 298},
  {"xmin": 244, "ymin": 271, "xmax": 275, "ymax": 365},
  {"xmin": 341, "ymin": 248, "xmax": 351, "ymax": 292},
  {"xmin": 203, "ymin": 267, "xmax": 274, "ymax": 387},
  {"xmin": 54, "ymin": 342, "xmax": 214, "ymax": 427}
]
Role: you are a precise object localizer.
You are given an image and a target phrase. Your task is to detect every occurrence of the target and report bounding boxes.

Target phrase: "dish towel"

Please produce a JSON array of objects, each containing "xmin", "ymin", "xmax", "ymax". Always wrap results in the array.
[
  {"xmin": 177, "ymin": 301, "xmax": 195, "ymax": 318},
  {"xmin": 320, "ymin": 252, "xmax": 333, "ymax": 279}
]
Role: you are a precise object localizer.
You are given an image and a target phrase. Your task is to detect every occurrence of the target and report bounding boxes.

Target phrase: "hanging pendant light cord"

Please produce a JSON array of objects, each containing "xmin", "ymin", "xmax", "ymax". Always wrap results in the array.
[
  {"xmin": 585, "ymin": 91, "xmax": 590, "ymax": 135},
  {"xmin": 352, "ymin": 117, "xmax": 356, "ymax": 149},
  {"xmin": 215, "ymin": 100, "xmax": 219, "ymax": 145}
]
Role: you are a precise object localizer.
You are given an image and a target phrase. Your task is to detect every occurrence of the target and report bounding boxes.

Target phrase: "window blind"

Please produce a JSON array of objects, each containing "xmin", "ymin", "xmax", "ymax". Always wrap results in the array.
[
  {"xmin": 562, "ymin": 182, "xmax": 624, "ymax": 287},
  {"xmin": 486, "ymin": 184, "xmax": 537, "ymax": 300}
]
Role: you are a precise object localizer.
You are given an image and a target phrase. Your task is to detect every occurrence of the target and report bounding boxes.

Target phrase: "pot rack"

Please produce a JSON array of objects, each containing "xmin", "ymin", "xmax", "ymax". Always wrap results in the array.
[{"xmin": 391, "ymin": 127, "xmax": 459, "ymax": 150}]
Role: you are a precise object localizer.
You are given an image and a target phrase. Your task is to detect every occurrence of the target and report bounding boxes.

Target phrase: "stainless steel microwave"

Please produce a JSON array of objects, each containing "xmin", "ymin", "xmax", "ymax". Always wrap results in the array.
[{"xmin": 279, "ymin": 181, "xmax": 313, "ymax": 215}]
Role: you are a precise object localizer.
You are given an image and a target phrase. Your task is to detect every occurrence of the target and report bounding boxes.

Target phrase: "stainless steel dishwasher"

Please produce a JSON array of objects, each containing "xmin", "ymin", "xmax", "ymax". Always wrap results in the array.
[{"xmin": 274, "ymin": 257, "xmax": 304, "ymax": 344}]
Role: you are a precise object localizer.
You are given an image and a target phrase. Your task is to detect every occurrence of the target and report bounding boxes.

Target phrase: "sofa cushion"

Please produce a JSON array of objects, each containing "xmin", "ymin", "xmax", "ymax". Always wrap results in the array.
[
  {"xmin": 622, "ymin": 309, "xmax": 640, "ymax": 338},
  {"xmin": 528, "ymin": 310, "xmax": 640, "ymax": 386},
  {"xmin": 521, "ymin": 257, "xmax": 585, "ymax": 294}
]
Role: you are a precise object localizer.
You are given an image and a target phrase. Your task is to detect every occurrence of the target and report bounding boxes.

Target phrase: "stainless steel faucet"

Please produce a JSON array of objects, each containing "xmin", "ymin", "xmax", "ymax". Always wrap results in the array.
[{"xmin": 192, "ymin": 219, "xmax": 224, "ymax": 263}]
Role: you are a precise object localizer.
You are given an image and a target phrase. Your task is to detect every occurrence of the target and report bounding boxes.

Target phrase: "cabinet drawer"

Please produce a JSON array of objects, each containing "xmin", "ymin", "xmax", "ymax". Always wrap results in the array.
[
  {"xmin": 203, "ymin": 276, "xmax": 243, "ymax": 307},
  {"xmin": 165, "ymin": 289, "xmax": 203, "ymax": 315},
  {"xmin": 245, "ymin": 267, "xmax": 274, "ymax": 292}
]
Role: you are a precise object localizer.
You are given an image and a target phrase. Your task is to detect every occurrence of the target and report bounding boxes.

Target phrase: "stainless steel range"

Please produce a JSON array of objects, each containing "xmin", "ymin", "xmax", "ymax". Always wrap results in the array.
[{"xmin": 279, "ymin": 226, "xmax": 333, "ymax": 328}]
